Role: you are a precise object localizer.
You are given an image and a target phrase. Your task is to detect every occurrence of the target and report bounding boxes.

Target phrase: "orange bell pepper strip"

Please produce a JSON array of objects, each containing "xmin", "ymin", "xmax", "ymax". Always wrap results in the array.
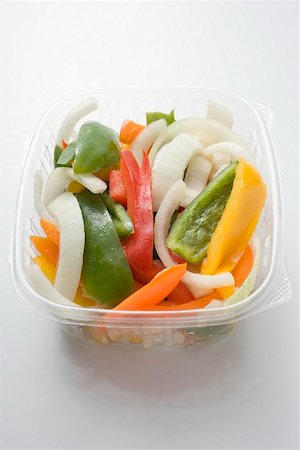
[
  {"xmin": 143, "ymin": 291, "xmax": 222, "ymax": 311},
  {"xmin": 119, "ymin": 119, "xmax": 145, "ymax": 145},
  {"xmin": 113, "ymin": 264, "xmax": 187, "ymax": 311},
  {"xmin": 40, "ymin": 219, "xmax": 60, "ymax": 245},
  {"xmin": 232, "ymin": 244, "xmax": 254, "ymax": 287},
  {"xmin": 201, "ymin": 159, "xmax": 266, "ymax": 275},
  {"xmin": 31, "ymin": 236, "xmax": 59, "ymax": 266},
  {"xmin": 132, "ymin": 260, "xmax": 195, "ymax": 304}
]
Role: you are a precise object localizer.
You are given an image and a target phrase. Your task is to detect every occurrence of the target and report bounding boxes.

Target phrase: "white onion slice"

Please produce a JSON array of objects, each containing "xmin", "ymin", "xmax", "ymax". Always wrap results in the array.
[
  {"xmin": 152, "ymin": 133, "xmax": 202, "ymax": 211},
  {"xmin": 154, "ymin": 179, "xmax": 186, "ymax": 268},
  {"xmin": 203, "ymin": 141, "xmax": 255, "ymax": 171},
  {"xmin": 180, "ymin": 155, "xmax": 212, "ymax": 207},
  {"xmin": 27, "ymin": 264, "xmax": 77, "ymax": 307},
  {"xmin": 154, "ymin": 179, "xmax": 234, "ymax": 298},
  {"xmin": 34, "ymin": 170, "xmax": 55, "ymax": 222},
  {"xmin": 43, "ymin": 167, "xmax": 107, "ymax": 208},
  {"xmin": 207, "ymin": 100, "xmax": 233, "ymax": 128},
  {"xmin": 149, "ymin": 117, "xmax": 248, "ymax": 166},
  {"xmin": 47, "ymin": 192, "xmax": 85, "ymax": 300},
  {"xmin": 56, "ymin": 97, "xmax": 98, "ymax": 146},
  {"xmin": 209, "ymin": 151, "xmax": 231, "ymax": 175},
  {"xmin": 130, "ymin": 118, "xmax": 167, "ymax": 165},
  {"xmin": 182, "ymin": 271, "xmax": 234, "ymax": 298}
]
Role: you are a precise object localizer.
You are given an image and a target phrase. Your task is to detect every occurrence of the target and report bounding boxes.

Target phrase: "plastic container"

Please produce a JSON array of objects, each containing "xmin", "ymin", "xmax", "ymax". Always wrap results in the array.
[{"xmin": 9, "ymin": 87, "xmax": 292, "ymax": 347}]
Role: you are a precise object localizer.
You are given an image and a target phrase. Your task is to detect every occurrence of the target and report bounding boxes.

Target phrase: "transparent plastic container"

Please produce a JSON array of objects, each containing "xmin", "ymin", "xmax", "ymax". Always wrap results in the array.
[{"xmin": 9, "ymin": 87, "xmax": 292, "ymax": 347}]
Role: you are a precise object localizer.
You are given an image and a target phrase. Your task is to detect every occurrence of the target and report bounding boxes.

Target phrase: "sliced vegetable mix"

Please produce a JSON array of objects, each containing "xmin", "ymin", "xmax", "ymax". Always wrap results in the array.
[{"xmin": 29, "ymin": 97, "xmax": 267, "ymax": 321}]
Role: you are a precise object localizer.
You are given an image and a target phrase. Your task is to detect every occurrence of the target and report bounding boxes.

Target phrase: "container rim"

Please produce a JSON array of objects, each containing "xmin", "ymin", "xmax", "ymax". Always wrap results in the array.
[{"xmin": 9, "ymin": 85, "xmax": 283, "ymax": 325}]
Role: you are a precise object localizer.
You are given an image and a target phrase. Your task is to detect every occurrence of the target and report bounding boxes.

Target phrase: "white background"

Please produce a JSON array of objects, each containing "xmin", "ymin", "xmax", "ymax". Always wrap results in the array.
[{"xmin": 0, "ymin": 2, "xmax": 299, "ymax": 449}]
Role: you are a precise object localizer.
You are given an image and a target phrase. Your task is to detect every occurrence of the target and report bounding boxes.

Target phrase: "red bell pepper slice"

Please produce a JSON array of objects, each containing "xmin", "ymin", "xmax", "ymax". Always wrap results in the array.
[
  {"xmin": 121, "ymin": 150, "xmax": 153, "ymax": 273},
  {"xmin": 109, "ymin": 170, "xmax": 127, "ymax": 206}
]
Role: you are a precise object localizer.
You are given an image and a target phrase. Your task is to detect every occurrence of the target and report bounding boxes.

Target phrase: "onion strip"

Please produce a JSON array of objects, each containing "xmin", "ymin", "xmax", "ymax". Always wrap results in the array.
[
  {"xmin": 180, "ymin": 154, "xmax": 212, "ymax": 207},
  {"xmin": 149, "ymin": 117, "xmax": 248, "ymax": 166},
  {"xmin": 43, "ymin": 167, "xmax": 107, "ymax": 208},
  {"xmin": 27, "ymin": 264, "xmax": 76, "ymax": 307},
  {"xmin": 34, "ymin": 170, "xmax": 55, "ymax": 222},
  {"xmin": 152, "ymin": 133, "xmax": 202, "ymax": 211},
  {"xmin": 56, "ymin": 97, "xmax": 98, "ymax": 146},
  {"xmin": 203, "ymin": 141, "xmax": 255, "ymax": 171},
  {"xmin": 47, "ymin": 192, "xmax": 85, "ymax": 300},
  {"xmin": 130, "ymin": 118, "xmax": 167, "ymax": 165}
]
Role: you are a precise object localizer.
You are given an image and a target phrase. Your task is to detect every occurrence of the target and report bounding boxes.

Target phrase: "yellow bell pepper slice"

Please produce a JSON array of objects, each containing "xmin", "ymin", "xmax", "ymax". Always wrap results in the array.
[
  {"xmin": 33, "ymin": 255, "xmax": 56, "ymax": 283},
  {"xmin": 67, "ymin": 180, "xmax": 85, "ymax": 194},
  {"xmin": 217, "ymin": 285, "xmax": 235, "ymax": 299},
  {"xmin": 201, "ymin": 159, "xmax": 266, "ymax": 275},
  {"xmin": 73, "ymin": 287, "xmax": 97, "ymax": 307}
]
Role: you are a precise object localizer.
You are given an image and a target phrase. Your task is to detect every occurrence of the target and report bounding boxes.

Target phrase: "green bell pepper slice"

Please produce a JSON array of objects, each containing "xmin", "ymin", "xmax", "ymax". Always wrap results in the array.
[
  {"xmin": 54, "ymin": 145, "xmax": 63, "ymax": 168},
  {"xmin": 101, "ymin": 191, "xmax": 134, "ymax": 239},
  {"xmin": 146, "ymin": 109, "xmax": 175, "ymax": 126},
  {"xmin": 76, "ymin": 190, "xmax": 135, "ymax": 307},
  {"xmin": 167, "ymin": 162, "xmax": 238, "ymax": 265},
  {"xmin": 73, "ymin": 121, "xmax": 121, "ymax": 174},
  {"xmin": 56, "ymin": 142, "xmax": 76, "ymax": 167}
]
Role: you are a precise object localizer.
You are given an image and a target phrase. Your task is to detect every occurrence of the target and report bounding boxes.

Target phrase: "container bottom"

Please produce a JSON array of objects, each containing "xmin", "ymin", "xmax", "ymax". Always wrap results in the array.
[{"xmin": 59, "ymin": 323, "xmax": 234, "ymax": 348}]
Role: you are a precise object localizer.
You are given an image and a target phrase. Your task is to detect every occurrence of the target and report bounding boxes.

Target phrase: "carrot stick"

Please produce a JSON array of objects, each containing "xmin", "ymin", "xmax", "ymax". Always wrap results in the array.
[
  {"xmin": 40, "ymin": 219, "xmax": 59, "ymax": 245},
  {"xmin": 114, "ymin": 264, "xmax": 187, "ymax": 311},
  {"xmin": 31, "ymin": 236, "xmax": 59, "ymax": 266},
  {"xmin": 119, "ymin": 119, "xmax": 145, "ymax": 145},
  {"xmin": 232, "ymin": 245, "xmax": 254, "ymax": 287}
]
